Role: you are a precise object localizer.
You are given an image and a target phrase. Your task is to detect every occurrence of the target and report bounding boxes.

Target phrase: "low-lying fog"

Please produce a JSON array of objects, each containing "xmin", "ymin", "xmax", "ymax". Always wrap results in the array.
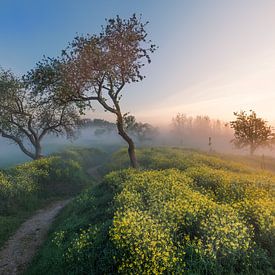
[{"xmin": 1, "ymin": 116, "xmax": 275, "ymax": 168}]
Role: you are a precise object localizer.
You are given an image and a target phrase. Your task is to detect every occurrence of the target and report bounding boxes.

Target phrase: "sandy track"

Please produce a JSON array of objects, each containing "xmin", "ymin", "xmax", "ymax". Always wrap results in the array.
[{"xmin": 0, "ymin": 199, "xmax": 71, "ymax": 275}]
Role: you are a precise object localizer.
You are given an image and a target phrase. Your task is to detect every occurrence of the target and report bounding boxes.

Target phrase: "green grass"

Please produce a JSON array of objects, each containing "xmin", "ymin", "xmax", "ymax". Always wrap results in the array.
[
  {"xmin": 26, "ymin": 181, "xmax": 116, "ymax": 274},
  {"xmin": 0, "ymin": 197, "xmax": 64, "ymax": 248},
  {"xmin": 0, "ymin": 214, "xmax": 27, "ymax": 247},
  {"xmin": 0, "ymin": 146, "xmax": 106, "ymax": 249},
  {"xmin": 25, "ymin": 147, "xmax": 275, "ymax": 274}
]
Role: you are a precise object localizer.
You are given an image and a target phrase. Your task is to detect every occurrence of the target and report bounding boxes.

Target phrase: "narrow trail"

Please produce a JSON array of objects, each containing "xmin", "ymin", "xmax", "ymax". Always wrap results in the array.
[{"xmin": 0, "ymin": 199, "xmax": 71, "ymax": 275}]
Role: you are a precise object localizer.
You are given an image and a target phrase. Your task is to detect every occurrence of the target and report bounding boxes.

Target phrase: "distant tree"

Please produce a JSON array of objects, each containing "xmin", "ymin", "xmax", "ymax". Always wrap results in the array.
[
  {"xmin": 123, "ymin": 115, "xmax": 137, "ymax": 131},
  {"xmin": 78, "ymin": 118, "xmax": 116, "ymax": 131},
  {"xmin": 78, "ymin": 118, "xmax": 93, "ymax": 128},
  {"xmin": 124, "ymin": 115, "xmax": 158, "ymax": 143},
  {"xmin": 93, "ymin": 119, "xmax": 116, "ymax": 129},
  {"xmin": 25, "ymin": 14, "xmax": 156, "ymax": 168},
  {"xmin": 0, "ymin": 69, "xmax": 80, "ymax": 160},
  {"xmin": 230, "ymin": 110, "xmax": 275, "ymax": 155},
  {"xmin": 135, "ymin": 123, "xmax": 158, "ymax": 143},
  {"xmin": 172, "ymin": 113, "xmax": 191, "ymax": 145},
  {"xmin": 78, "ymin": 118, "xmax": 116, "ymax": 138}
]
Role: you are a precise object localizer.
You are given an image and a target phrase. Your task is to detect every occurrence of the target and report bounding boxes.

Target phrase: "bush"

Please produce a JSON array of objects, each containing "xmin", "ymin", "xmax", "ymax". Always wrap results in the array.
[
  {"xmin": 109, "ymin": 169, "xmax": 270, "ymax": 274},
  {"xmin": 0, "ymin": 146, "xmax": 104, "ymax": 248}
]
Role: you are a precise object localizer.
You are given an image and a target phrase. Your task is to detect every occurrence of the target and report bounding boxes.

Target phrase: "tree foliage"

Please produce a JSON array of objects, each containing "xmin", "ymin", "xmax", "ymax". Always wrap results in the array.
[
  {"xmin": 0, "ymin": 68, "xmax": 80, "ymax": 159},
  {"xmin": 230, "ymin": 110, "xmax": 275, "ymax": 155}
]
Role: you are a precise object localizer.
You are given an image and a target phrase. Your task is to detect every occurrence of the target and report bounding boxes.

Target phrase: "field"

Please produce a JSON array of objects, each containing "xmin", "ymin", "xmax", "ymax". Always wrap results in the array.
[{"xmin": 24, "ymin": 147, "xmax": 275, "ymax": 274}]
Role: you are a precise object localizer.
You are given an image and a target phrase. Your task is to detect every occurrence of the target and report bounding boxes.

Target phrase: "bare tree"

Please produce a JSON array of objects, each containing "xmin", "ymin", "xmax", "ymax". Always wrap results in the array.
[
  {"xmin": 25, "ymin": 14, "xmax": 156, "ymax": 168},
  {"xmin": 0, "ymin": 69, "xmax": 80, "ymax": 159}
]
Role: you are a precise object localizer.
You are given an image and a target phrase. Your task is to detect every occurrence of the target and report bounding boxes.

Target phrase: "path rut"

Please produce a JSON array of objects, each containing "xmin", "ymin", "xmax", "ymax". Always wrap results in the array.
[{"xmin": 0, "ymin": 199, "xmax": 71, "ymax": 275}]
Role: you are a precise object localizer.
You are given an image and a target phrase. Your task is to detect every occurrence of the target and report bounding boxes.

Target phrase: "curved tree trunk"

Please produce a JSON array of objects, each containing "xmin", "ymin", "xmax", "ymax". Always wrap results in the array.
[
  {"xmin": 34, "ymin": 142, "xmax": 43, "ymax": 160},
  {"xmin": 0, "ymin": 130, "xmax": 35, "ymax": 160},
  {"xmin": 116, "ymin": 112, "xmax": 138, "ymax": 168}
]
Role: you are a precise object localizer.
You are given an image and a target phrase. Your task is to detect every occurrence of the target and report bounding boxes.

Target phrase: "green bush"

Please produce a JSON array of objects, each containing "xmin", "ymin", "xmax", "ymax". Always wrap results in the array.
[
  {"xmin": 109, "ymin": 169, "xmax": 270, "ymax": 274},
  {"xmin": 3, "ymin": 156, "xmax": 84, "ymax": 210},
  {"xmin": 0, "ymin": 146, "xmax": 104, "ymax": 248}
]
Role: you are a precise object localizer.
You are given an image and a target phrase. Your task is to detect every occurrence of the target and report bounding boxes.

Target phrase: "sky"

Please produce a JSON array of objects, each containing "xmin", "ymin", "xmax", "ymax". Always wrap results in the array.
[{"xmin": 1, "ymin": 0, "xmax": 275, "ymax": 126}]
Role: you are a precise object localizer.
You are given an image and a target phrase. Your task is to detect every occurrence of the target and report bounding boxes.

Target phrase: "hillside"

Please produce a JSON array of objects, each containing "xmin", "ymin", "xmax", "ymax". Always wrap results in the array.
[{"xmin": 25, "ymin": 147, "xmax": 275, "ymax": 274}]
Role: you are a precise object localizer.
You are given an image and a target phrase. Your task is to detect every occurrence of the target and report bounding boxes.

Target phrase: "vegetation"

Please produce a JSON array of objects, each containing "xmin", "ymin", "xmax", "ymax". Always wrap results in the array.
[
  {"xmin": 26, "ymin": 147, "xmax": 275, "ymax": 274},
  {"xmin": 79, "ymin": 118, "xmax": 116, "ymax": 136},
  {"xmin": 171, "ymin": 113, "xmax": 232, "ymax": 150},
  {"xmin": 0, "ymin": 9, "xmax": 274, "ymax": 275},
  {"xmin": 123, "ymin": 115, "xmax": 158, "ymax": 144},
  {"xmin": 0, "ymin": 2, "xmax": 274, "ymax": 274},
  {"xmin": 26, "ymin": 14, "xmax": 156, "ymax": 168},
  {"xmin": 230, "ymin": 110, "xmax": 275, "ymax": 155},
  {"xmin": 0, "ymin": 147, "xmax": 104, "ymax": 247},
  {"xmin": 0, "ymin": 68, "xmax": 80, "ymax": 160}
]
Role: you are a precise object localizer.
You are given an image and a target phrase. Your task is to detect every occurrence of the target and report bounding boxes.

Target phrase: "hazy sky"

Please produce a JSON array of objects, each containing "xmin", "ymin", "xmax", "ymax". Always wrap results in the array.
[{"xmin": 1, "ymin": 0, "xmax": 275, "ymax": 125}]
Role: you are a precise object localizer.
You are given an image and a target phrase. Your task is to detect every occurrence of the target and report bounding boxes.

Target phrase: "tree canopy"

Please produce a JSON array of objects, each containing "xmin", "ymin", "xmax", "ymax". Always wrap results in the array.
[
  {"xmin": 0, "ymin": 68, "xmax": 80, "ymax": 159},
  {"xmin": 230, "ymin": 110, "xmax": 275, "ymax": 155}
]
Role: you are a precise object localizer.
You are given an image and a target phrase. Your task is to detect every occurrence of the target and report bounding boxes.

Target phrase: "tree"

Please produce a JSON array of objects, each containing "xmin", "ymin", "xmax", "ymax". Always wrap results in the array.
[
  {"xmin": 78, "ymin": 118, "xmax": 117, "ymax": 136},
  {"xmin": 78, "ymin": 118, "xmax": 116, "ymax": 132},
  {"xmin": 0, "ymin": 68, "xmax": 80, "ymax": 160},
  {"xmin": 230, "ymin": 110, "xmax": 275, "ymax": 155},
  {"xmin": 172, "ymin": 113, "xmax": 191, "ymax": 145},
  {"xmin": 124, "ymin": 115, "xmax": 158, "ymax": 143},
  {"xmin": 25, "ymin": 14, "xmax": 156, "ymax": 168}
]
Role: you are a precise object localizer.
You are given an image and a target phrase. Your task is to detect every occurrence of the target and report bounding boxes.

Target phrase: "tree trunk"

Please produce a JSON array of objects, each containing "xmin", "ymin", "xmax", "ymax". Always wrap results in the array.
[
  {"xmin": 116, "ymin": 113, "xmax": 138, "ymax": 168},
  {"xmin": 34, "ymin": 142, "xmax": 43, "ymax": 160}
]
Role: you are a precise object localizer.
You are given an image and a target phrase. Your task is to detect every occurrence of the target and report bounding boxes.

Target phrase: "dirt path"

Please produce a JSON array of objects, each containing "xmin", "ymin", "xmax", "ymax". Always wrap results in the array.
[{"xmin": 0, "ymin": 199, "xmax": 71, "ymax": 275}]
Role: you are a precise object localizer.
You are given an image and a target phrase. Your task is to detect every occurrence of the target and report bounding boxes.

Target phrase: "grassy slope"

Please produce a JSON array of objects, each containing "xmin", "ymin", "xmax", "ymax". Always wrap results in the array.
[
  {"xmin": 0, "ymin": 147, "xmax": 105, "ymax": 248},
  {"xmin": 26, "ymin": 147, "xmax": 275, "ymax": 274},
  {"xmin": 26, "ymin": 182, "xmax": 116, "ymax": 275}
]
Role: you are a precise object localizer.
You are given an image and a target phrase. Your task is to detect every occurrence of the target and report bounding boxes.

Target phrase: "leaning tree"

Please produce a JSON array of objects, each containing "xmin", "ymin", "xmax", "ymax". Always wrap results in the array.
[
  {"xmin": 230, "ymin": 110, "xmax": 275, "ymax": 155},
  {"xmin": 0, "ymin": 68, "xmax": 80, "ymax": 160},
  {"xmin": 25, "ymin": 15, "xmax": 156, "ymax": 168}
]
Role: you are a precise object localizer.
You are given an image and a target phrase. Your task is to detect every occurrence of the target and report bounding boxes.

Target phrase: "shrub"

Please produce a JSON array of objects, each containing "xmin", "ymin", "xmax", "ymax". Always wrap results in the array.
[{"xmin": 109, "ymin": 169, "xmax": 272, "ymax": 274}]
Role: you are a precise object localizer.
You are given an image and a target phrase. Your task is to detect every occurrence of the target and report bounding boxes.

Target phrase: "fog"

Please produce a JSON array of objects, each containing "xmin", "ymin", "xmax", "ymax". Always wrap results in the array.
[
  {"xmin": 1, "ymin": 115, "xmax": 275, "ymax": 168},
  {"xmin": 0, "ymin": 127, "xmax": 123, "ymax": 168}
]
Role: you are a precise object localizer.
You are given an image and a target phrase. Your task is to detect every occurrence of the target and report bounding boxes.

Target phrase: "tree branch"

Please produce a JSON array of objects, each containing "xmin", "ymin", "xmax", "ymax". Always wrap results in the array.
[{"xmin": 0, "ymin": 129, "xmax": 35, "ymax": 159}]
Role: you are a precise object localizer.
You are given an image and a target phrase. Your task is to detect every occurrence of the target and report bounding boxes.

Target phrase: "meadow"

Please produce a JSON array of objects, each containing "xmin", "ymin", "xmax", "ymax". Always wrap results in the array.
[{"xmin": 24, "ymin": 147, "xmax": 275, "ymax": 274}]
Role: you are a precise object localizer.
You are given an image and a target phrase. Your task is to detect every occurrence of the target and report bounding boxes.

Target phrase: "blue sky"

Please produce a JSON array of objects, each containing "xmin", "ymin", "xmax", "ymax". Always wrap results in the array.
[{"xmin": 1, "ymin": 0, "xmax": 275, "ymax": 124}]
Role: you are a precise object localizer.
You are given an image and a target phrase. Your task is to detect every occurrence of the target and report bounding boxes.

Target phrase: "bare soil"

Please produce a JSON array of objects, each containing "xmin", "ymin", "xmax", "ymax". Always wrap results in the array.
[{"xmin": 0, "ymin": 199, "xmax": 70, "ymax": 275}]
